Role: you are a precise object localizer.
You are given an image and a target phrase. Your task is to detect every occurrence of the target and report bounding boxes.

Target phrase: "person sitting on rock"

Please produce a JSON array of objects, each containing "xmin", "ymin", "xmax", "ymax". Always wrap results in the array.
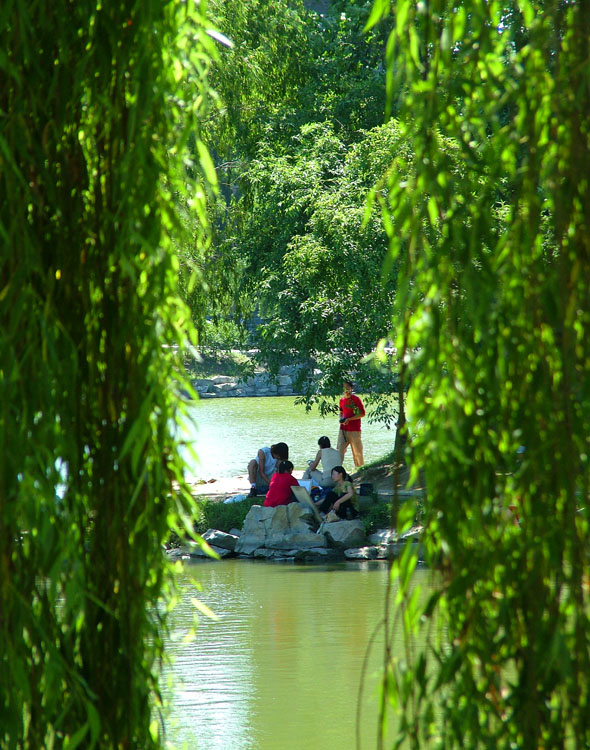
[
  {"xmin": 247, "ymin": 443, "xmax": 289, "ymax": 497},
  {"xmin": 264, "ymin": 461, "xmax": 300, "ymax": 508},
  {"xmin": 316, "ymin": 466, "xmax": 359, "ymax": 520},
  {"xmin": 302, "ymin": 435, "xmax": 341, "ymax": 488}
]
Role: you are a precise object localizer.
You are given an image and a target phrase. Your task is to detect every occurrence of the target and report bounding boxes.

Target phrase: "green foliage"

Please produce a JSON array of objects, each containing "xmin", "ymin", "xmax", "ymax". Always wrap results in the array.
[
  {"xmin": 0, "ymin": 1, "xmax": 218, "ymax": 747},
  {"xmin": 187, "ymin": 347, "xmax": 254, "ymax": 379},
  {"xmin": 370, "ymin": 0, "xmax": 590, "ymax": 747},
  {"xmin": 361, "ymin": 500, "xmax": 393, "ymax": 535},
  {"xmin": 224, "ymin": 118, "xmax": 417, "ymax": 421},
  {"xmin": 179, "ymin": 1, "xmax": 400, "ymax": 394},
  {"xmin": 193, "ymin": 496, "xmax": 260, "ymax": 536}
]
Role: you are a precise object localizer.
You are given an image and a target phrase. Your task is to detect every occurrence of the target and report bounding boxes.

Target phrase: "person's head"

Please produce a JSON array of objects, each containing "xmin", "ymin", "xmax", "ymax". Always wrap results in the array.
[
  {"xmin": 331, "ymin": 466, "xmax": 349, "ymax": 483},
  {"xmin": 343, "ymin": 380, "xmax": 354, "ymax": 395},
  {"xmin": 271, "ymin": 442, "xmax": 289, "ymax": 460},
  {"xmin": 318, "ymin": 436, "xmax": 331, "ymax": 449},
  {"xmin": 278, "ymin": 460, "xmax": 294, "ymax": 474}
]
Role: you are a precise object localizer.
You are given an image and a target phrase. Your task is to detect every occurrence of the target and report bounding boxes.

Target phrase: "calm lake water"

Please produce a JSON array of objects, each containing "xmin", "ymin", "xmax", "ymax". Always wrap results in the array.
[
  {"xmin": 164, "ymin": 560, "xmax": 430, "ymax": 750},
  {"xmin": 165, "ymin": 395, "xmax": 413, "ymax": 750},
  {"xmin": 180, "ymin": 396, "xmax": 395, "ymax": 481}
]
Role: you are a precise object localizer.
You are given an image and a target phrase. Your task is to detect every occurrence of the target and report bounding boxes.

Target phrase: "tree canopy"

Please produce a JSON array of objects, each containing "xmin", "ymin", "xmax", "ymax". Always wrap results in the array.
[{"xmin": 186, "ymin": 0, "xmax": 403, "ymax": 419}]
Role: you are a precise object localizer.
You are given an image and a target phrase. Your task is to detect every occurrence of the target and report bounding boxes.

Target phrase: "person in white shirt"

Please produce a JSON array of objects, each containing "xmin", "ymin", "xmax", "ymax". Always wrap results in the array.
[{"xmin": 302, "ymin": 436, "xmax": 341, "ymax": 488}]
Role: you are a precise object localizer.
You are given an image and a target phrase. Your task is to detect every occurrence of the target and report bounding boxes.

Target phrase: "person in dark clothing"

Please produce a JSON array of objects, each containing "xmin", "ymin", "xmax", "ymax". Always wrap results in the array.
[{"xmin": 317, "ymin": 466, "xmax": 359, "ymax": 520}]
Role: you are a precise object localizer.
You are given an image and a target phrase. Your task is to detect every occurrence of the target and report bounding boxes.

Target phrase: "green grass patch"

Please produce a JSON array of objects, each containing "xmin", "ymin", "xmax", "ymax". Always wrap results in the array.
[{"xmin": 193, "ymin": 496, "xmax": 260, "ymax": 535}]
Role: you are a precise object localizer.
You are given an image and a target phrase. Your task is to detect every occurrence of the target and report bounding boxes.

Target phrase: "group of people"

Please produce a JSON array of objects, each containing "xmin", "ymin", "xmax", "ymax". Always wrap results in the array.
[{"xmin": 245, "ymin": 381, "xmax": 366, "ymax": 521}]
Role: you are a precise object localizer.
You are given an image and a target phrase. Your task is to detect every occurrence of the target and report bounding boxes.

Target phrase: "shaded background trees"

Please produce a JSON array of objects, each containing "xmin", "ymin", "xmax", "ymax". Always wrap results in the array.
[{"xmin": 188, "ymin": 0, "xmax": 403, "ymax": 421}]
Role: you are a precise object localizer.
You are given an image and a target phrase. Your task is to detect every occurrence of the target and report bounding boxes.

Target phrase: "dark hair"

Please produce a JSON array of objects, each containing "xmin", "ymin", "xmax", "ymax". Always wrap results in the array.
[
  {"xmin": 278, "ymin": 460, "xmax": 294, "ymax": 474},
  {"xmin": 343, "ymin": 380, "xmax": 354, "ymax": 389},
  {"xmin": 331, "ymin": 465, "xmax": 351, "ymax": 481},
  {"xmin": 271, "ymin": 442, "xmax": 289, "ymax": 460},
  {"xmin": 318, "ymin": 436, "xmax": 331, "ymax": 449}
]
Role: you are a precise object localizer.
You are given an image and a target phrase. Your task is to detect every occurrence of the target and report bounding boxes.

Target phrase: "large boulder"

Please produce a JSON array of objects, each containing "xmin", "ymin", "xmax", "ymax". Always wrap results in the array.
[
  {"xmin": 202, "ymin": 529, "xmax": 238, "ymax": 551},
  {"xmin": 235, "ymin": 503, "xmax": 326, "ymax": 556},
  {"xmin": 171, "ymin": 540, "xmax": 233, "ymax": 559},
  {"xmin": 320, "ymin": 519, "xmax": 366, "ymax": 550}
]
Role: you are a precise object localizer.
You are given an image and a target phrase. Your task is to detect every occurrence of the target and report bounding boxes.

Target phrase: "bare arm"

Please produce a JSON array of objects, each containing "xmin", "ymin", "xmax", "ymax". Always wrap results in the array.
[
  {"xmin": 258, "ymin": 448, "xmax": 271, "ymax": 484},
  {"xmin": 333, "ymin": 484, "xmax": 354, "ymax": 510},
  {"xmin": 308, "ymin": 449, "xmax": 322, "ymax": 472}
]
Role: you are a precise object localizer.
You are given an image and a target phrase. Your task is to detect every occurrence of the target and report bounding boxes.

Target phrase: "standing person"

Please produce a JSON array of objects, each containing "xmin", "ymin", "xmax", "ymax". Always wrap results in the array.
[
  {"xmin": 247, "ymin": 442, "xmax": 289, "ymax": 498},
  {"xmin": 264, "ymin": 461, "xmax": 299, "ymax": 507},
  {"xmin": 302, "ymin": 436, "xmax": 341, "ymax": 488},
  {"xmin": 337, "ymin": 380, "xmax": 365, "ymax": 468},
  {"xmin": 317, "ymin": 466, "xmax": 359, "ymax": 520}
]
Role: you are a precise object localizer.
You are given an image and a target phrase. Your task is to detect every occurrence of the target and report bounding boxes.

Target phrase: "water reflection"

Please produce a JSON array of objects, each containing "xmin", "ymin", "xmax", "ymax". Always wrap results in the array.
[{"xmin": 163, "ymin": 560, "xmax": 426, "ymax": 750}]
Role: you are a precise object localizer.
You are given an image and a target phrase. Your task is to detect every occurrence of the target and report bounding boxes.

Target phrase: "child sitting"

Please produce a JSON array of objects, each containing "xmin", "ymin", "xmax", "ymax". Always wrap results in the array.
[{"xmin": 263, "ymin": 461, "xmax": 300, "ymax": 508}]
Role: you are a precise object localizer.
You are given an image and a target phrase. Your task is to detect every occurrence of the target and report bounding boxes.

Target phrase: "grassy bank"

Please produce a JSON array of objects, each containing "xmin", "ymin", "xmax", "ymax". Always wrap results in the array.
[{"xmin": 191, "ymin": 493, "xmax": 395, "ymax": 537}]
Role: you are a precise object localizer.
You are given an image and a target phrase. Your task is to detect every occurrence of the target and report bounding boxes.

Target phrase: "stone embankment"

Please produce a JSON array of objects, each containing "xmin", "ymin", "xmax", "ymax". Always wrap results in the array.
[
  {"xmin": 192, "ymin": 365, "xmax": 302, "ymax": 399},
  {"xmin": 167, "ymin": 501, "xmax": 424, "ymax": 563}
]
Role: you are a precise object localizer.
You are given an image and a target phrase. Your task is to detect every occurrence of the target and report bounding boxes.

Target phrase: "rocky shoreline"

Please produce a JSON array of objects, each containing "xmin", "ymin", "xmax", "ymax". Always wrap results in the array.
[
  {"xmin": 167, "ymin": 500, "xmax": 424, "ymax": 564},
  {"xmin": 192, "ymin": 365, "xmax": 302, "ymax": 399}
]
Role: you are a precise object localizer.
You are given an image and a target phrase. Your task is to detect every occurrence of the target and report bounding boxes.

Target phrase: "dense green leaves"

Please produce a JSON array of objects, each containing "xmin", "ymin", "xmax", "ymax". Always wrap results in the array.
[
  {"xmin": 183, "ymin": 0, "xmax": 398, "ymax": 401},
  {"xmin": 374, "ymin": 0, "xmax": 590, "ymax": 747},
  {"xmin": 0, "ymin": 1, "xmax": 216, "ymax": 747}
]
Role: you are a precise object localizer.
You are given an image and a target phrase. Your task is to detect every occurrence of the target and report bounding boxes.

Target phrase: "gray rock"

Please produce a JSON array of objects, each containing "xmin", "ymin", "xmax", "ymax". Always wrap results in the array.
[
  {"xmin": 202, "ymin": 529, "xmax": 238, "ymax": 551},
  {"xmin": 183, "ymin": 541, "xmax": 233, "ymax": 559},
  {"xmin": 267, "ymin": 530, "xmax": 327, "ymax": 550},
  {"xmin": 211, "ymin": 375, "xmax": 235, "ymax": 384},
  {"xmin": 235, "ymin": 503, "xmax": 326, "ymax": 556},
  {"xmin": 344, "ymin": 546, "xmax": 379, "ymax": 560},
  {"xmin": 166, "ymin": 547, "xmax": 189, "ymax": 560},
  {"xmin": 301, "ymin": 547, "xmax": 338, "ymax": 559},
  {"xmin": 252, "ymin": 548, "xmax": 276, "ymax": 559},
  {"xmin": 278, "ymin": 375, "xmax": 292, "ymax": 386},
  {"xmin": 367, "ymin": 526, "xmax": 423, "ymax": 546},
  {"xmin": 213, "ymin": 381, "xmax": 237, "ymax": 392},
  {"xmin": 368, "ymin": 529, "xmax": 396, "ymax": 546},
  {"xmin": 320, "ymin": 519, "xmax": 366, "ymax": 550},
  {"xmin": 193, "ymin": 378, "xmax": 213, "ymax": 389}
]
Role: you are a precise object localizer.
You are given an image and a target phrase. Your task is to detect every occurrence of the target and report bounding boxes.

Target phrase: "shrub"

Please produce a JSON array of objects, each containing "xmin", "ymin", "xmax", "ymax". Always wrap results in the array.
[
  {"xmin": 361, "ymin": 499, "xmax": 393, "ymax": 535},
  {"xmin": 194, "ymin": 496, "xmax": 260, "ymax": 535}
]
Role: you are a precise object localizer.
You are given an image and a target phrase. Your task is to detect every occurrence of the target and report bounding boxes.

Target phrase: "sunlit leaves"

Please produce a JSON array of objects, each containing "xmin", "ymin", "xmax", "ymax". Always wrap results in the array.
[
  {"xmin": 1, "ymin": 1, "xmax": 217, "ymax": 748},
  {"xmin": 374, "ymin": 0, "xmax": 590, "ymax": 746}
]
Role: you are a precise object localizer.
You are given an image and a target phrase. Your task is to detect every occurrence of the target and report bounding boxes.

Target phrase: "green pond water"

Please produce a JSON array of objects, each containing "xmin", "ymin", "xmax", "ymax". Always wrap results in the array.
[
  {"xmin": 181, "ymin": 396, "xmax": 395, "ymax": 481},
  {"xmin": 164, "ymin": 560, "xmax": 431, "ymax": 750},
  {"xmin": 166, "ymin": 396, "xmax": 416, "ymax": 749}
]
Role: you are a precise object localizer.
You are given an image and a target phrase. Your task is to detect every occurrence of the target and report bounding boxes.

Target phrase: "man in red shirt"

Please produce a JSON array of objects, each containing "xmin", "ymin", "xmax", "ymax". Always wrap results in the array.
[{"xmin": 337, "ymin": 380, "xmax": 365, "ymax": 468}]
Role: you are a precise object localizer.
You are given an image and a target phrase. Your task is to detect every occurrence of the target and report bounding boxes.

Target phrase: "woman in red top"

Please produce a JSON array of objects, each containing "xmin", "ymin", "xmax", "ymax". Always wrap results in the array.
[{"xmin": 264, "ymin": 461, "xmax": 300, "ymax": 507}]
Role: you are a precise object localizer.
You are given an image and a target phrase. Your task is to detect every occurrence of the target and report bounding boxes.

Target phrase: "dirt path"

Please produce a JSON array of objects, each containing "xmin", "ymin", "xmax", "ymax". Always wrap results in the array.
[{"xmin": 188, "ymin": 470, "xmax": 306, "ymax": 502}]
